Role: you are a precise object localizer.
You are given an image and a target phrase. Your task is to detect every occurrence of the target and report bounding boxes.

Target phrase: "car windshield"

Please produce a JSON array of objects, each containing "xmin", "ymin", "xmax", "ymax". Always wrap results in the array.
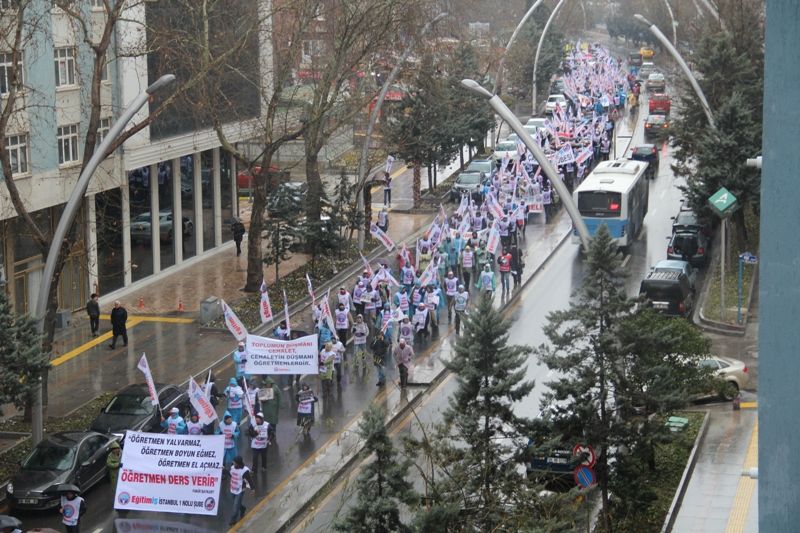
[
  {"xmin": 131, "ymin": 213, "xmax": 150, "ymax": 223},
  {"xmin": 641, "ymin": 284, "xmax": 682, "ymax": 300},
  {"xmin": 23, "ymin": 444, "xmax": 76, "ymax": 471},
  {"xmin": 104, "ymin": 393, "xmax": 154, "ymax": 416},
  {"xmin": 496, "ymin": 142, "xmax": 516, "ymax": 152},
  {"xmin": 548, "ymin": 96, "xmax": 563, "ymax": 103},
  {"xmin": 466, "ymin": 161, "xmax": 492, "ymax": 174},
  {"xmin": 647, "ymin": 116, "xmax": 666, "ymax": 124},
  {"xmin": 632, "ymin": 147, "xmax": 655, "ymax": 157},
  {"xmin": 527, "ymin": 118, "xmax": 547, "ymax": 127},
  {"xmin": 457, "ymin": 173, "xmax": 482, "ymax": 185}
]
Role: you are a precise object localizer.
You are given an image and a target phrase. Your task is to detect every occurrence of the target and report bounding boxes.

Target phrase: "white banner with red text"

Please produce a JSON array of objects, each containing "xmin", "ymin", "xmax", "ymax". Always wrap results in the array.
[
  {"xmin": 114, "ymin": 432, "xmax": 224, "ymax": 516},
  {"xmin": 244, "ymin": 333, "xmax": 320, "ymax": 375}
]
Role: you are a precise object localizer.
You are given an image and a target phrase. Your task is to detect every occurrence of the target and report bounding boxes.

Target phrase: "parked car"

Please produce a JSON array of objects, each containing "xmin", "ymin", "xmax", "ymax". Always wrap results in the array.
[
  {"xmin": 640, "ymin": 46, "xmax": 655, "ymax": 60},
  {"xmin": 7, "ymin": 432, "xmax": 116, "ymax": 510},
  {"xmin": 697, "ymin": 355, "xmax": 750, "ymax": 400},
  {"xmin": 236, "ymin": 165, "xmax": 290, "ymax": 193},
  {"xmin": 672, "ymin": 209, "xmax": 712, "ymax": 237},
  {"xmin": 450, "ymin": 159, "xmax": 493, "ymax": 202},
  {"xmin": 130, "ymin": 211, "xmax": 193, "ymax": 244},
  {"xmin": 639, "ymin": 270, "xmax": 695, "ymax": 318},
  {"xmin": 651, "ymin": 259, "xmax": 697, "ymax": 290},
  {"xmin": 630, "ymin": 144, "xmax": 659, "ymax": 179},
  {"xmin": 667, "ymin": 230, "xmax": 709, "ymax": 267},
  {"xmin": 644, "ymin": 114, "xmax": 669, "ymax": 139},
  {"xmin": 649, "ymin": 93, "xmax": 671, "ymax": 115},
  {"xmin": 545, "ymin": 94, "xmax": 567, "ymax": 115},
  {"xmin": 628, "ymin": 52, "xmax": 643, "ymax": 68},
  {"xmin": 89, "ymin": 383, "xmax": 190, "ymax": 440},
  {"xmin": 645, "ymin": 72, "xmax": 666, "ymax": 92}
]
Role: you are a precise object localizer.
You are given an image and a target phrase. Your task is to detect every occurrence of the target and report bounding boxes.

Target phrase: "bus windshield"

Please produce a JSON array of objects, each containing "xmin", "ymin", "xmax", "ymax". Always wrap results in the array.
[{"xmin": 578, "ymin": 191, "xmax": 622, "ymax": 217}]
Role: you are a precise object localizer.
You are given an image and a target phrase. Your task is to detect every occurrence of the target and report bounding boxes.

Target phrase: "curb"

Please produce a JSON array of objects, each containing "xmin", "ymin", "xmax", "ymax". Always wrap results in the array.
[
  {"xmin": 660, "ymin": 411, "xmax": 711, "ymax": 533},
  {"xmin": 270, "ymin": 213, "xmax": 573, "ymax": 533}
]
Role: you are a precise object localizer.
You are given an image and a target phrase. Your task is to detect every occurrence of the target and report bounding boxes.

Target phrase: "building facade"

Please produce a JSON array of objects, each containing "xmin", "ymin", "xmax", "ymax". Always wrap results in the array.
[{"xmin": 0, "ymin": 0, "xmax": 273, "ymax": 314}]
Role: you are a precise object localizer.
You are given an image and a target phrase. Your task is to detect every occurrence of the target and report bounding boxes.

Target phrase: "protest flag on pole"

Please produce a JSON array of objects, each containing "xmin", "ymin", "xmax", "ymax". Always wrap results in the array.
[
  {"xmin": 282, "ymin": 290, "xmax": 291, "ymax": 337},
  {"xmin": 137, "ymin": 353, "xmax": 160, "ymax": 408},
  {"xmin": 221, "ymin": 299, "xmax": 248, "ymax": 341},
  {"xmin": 259, "ymin": 279, "xmax": 273, "ymax": 324},
  {"xmin": 305, "ymin": 273, "xmax": 316, "ymax": 305},
  {"xmin": 188, "ymin": 375, "xmax": 218, "ymax": 425},
  {"xmin": 369, "ymin": 223, "xmax": 396, "ymax": 251},
  {"xmin": 242, "ymin": 379, "xmax": 256, "ymax": 427}
]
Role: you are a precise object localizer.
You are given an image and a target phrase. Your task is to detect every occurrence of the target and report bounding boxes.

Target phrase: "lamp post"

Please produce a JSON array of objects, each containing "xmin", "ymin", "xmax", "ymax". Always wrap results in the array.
[
  {"xmin": 31, "ymin": 74, "xmax": 176, "ymax": 444},
  {"xmin": 633, "ymin": 13, "xmax": 715, "ymax": 130},
  {"xmin": 663, "ymin": 0, "xmax": 678, "ymax": 46},
  {"xmin": 461, "ymin": 79, "xmax": 591, "ymax": 251},
  {"xmin": 355, "ymin": 13, "xmax": 447, "ymax": 251},
  {"xmin": 532, "ymin": 0, "xmax": 568, "ymax": 114}
]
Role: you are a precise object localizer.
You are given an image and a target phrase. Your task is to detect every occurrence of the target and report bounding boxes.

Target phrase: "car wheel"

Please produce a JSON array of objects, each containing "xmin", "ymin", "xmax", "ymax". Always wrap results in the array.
[{"xmin": 720, "ymin": 381, "xmax": 739, "ymax": 401}]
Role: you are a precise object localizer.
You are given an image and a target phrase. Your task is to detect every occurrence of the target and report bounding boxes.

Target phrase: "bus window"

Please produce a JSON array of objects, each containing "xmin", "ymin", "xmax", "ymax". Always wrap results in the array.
[{"xmin": 577, "ymin": 191, "xmax": 622, "ymax": 217}]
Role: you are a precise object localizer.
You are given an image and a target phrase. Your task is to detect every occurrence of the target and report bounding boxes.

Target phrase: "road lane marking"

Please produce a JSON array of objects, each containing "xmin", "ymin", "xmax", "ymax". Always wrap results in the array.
[
  {"xmin": 740, "ymin": 401, "xmax": 758, "ymax": 409},
  {"xmin": 724, "ymin": 420, "xmax": 758, "ymax": 533},
  {"xmin": 50, "ymin": 315, "xmax": 194, "ymax": 367}
]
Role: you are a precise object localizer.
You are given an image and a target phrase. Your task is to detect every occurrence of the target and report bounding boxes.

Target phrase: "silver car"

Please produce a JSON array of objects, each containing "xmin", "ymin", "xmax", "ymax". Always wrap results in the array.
[{"xmin": 698, "ymin": 355, "xmax": 750, "ymax": 400}]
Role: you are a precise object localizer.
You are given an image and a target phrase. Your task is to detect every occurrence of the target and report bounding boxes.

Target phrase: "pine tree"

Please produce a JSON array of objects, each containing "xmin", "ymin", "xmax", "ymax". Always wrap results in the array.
[
  {"xmin": 0, "ymin": 290, "xmax": 50, "ymax": 416},
  {"xmin": 333, "ymin": 404, "xmax": 417, "ymax": 533},
  {"xmin": 413, "ymin": 293, "xmax": 575, "ymax": 532}
]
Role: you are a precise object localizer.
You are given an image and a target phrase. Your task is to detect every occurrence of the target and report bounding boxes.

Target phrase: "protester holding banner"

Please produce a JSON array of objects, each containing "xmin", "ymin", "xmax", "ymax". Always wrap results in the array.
[
  {"xmin": 217, "ymin": 412, "xmax": 240, "ymax": 466},
  {"xmin": 258, "ymin": 377, "xmax": 281, "ymax": 444},
  {"xmin": 248, "ymin": 413, "xmax": 270, "ymax": 472},
  {"xmin": 227, "ymin": 456, "xmax": 254, "ymax": 526},
  {"xmin": 296, "ymin": 384, "xmax": 318, "ymax": 437}
]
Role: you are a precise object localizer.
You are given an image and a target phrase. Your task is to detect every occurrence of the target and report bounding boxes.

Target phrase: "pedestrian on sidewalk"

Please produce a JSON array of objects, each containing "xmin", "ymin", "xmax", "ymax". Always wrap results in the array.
[
  {"xmin": 296, "ymin": 384, "xmax": 318, "ymax": 437},
  {"xmin": 86, "ymin": 293, "xmax": 100, "ymax": 337},
  {"xmin": 383, "ymin": 172, "xmax": 392, "ymax": 207},
  {"xmin": 248, "ymin": 413, "xmax": 269, "ymax": 472},
  {"xmin": 108, "ymin": 300, "xmax": 128, "ymax": 349},
  {"xmin": 377, "ymin": 206, "xmax": 389, "ymax": 233},
  {"xmin": 232, "ymin": 219, "xmax": 246, "ymax": 257},
  {"xmin": 59, "ymin": 489, "xmax": 86, "ymax": 533},
  {"xmin": 227, "ymin": 456, "xmax": 253, "ymax": 526},
  {"xmin": 371, "ymin": 331, "xmax": 388, "ymax": 387},
  {"xmin": 395, "ymin": 338, "xmax": 414, "ymax": 389},
  {"xmin": 217, "ymin": 412, "xmax": 240, "ymax": 467},
  {"xmin": 258, "ymin": 377, "xmax": 281, "ymax": 444}
]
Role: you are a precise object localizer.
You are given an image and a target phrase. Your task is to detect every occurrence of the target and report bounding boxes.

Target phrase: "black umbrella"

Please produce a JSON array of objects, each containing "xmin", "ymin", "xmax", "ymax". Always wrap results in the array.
[
  {"xmin": 0, "ymin": 515, "xmax": 22, "ymax": 528},
  {"xmin": 44, "ymin": 482, "xmax": 81, "ymax": 495}
]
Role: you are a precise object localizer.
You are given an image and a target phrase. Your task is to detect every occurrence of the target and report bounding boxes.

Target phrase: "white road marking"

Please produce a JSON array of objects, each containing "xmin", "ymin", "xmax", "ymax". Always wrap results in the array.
[
  {"xmin": 92, "ymin": 528, "xmax": 103, "ymax": 533},
  {"xmin": 621, "ymin": 254, "xmax": 631, "ymax": 268}
]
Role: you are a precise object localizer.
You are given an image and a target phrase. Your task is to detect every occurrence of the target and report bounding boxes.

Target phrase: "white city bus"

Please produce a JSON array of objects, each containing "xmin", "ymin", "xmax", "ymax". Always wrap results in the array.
[{"xmin": 572, "ymin": 159, "xmax": 649, "ymax": 247}]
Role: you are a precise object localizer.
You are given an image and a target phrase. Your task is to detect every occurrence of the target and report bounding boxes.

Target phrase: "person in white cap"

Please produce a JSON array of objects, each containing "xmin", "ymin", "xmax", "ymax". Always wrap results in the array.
[
  {"xmin": 248, "ymin": 412, "xmax": 270, "ymax": 471},
  {"xmin": 454, "ymin": 284, "xmax": 470, "ymax": 335},
  {"xmin": 232, "ymin": 341, "xmax": 249, "ymax": 386},
  {"xmin": 160, "ymin": 407, "xmax": 187, "ymax": 434}
]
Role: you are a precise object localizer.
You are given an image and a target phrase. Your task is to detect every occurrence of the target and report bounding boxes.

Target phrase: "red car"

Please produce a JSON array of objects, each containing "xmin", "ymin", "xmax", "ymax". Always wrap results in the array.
[{"xmin": 236, "ymin": 165, "xmax": 289, "ymax": 193}]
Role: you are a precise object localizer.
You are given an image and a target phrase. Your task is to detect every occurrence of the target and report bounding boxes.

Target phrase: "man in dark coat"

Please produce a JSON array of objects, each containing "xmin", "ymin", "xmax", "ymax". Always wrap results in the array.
[
  {"xmin": 108, "ymin": 300, "xmax": 128, "ymax": 349},
  {"xmin": 232, "ymin": 220, "xmax": 246, "ymax": 256},
  {"xmin": 86, "ymin": 293, "xmax": 100, "ymax": 336}
]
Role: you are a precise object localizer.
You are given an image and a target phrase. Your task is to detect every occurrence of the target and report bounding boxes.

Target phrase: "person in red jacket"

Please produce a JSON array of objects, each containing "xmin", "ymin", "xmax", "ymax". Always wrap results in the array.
[{"xmin": 497, "ymin": 248, "xmax": 513, "ymax": 298}]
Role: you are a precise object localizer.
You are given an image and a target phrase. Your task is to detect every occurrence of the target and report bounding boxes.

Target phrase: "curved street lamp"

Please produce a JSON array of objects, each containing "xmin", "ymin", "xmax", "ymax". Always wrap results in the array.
[
  {"xmin": 461, "ymin": 79, "xmax": 591, "ymax": 251},
  {"xmin": 532, "ymin": 0, "xmax": 568, "ymax": 114},
  {"xmin": 31, "ymin": 74, "xmax": 176, "ymax": 444}
]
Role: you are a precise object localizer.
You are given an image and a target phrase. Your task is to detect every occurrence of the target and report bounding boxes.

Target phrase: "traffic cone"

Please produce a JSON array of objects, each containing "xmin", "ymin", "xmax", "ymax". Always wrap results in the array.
[
  {"xmin": 138, "ymin": 297, "xmax": 145, "ymax": 310},
  {"xmin": 177, "ymin": 298, "xmax": 185, "ymax": 313}
]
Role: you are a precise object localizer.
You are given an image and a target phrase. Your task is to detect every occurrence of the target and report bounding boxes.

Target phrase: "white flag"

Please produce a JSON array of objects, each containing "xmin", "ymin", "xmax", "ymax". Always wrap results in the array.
[
  {"xmin": 486, "ymin": 220, "xmax": 501, "ymax": 256},
  {"xmin": 243, "ymin": 380, "xmax": 256, "ymax": 428},
  {"xmin": 306, "ymin": 273, "xmax": 316, "ymax": 304},
  {"xmin": 221, "ymin": 299, "xmax": 248, "ymax": 341},
  {"xmin": 370, "ymin": 223, "xmax": 396, "ymax": 251},
  {"xmin": 259, "ymin": 279, "xmax": 273, "ymax": 324},
  {"xmin": 188, "ymin": 376, "xmax": 217, "ymax": 425},
  {"xmin": 137, "ymin": 353, "xmax": 160, "ymax": 407}
]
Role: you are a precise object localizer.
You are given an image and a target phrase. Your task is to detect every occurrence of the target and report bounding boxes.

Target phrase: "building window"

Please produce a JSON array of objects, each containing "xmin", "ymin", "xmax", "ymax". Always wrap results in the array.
[
  {"xmin": 54, "ymin": 47, "xmax": 76, "ymax": 87},
  {"xmin": 0, "ymin": 52, "xmax": 23, "ymax": 95},
  {"xmin": 301, "ymin": 40, "xmax": 324, "ymax": 63},
  {"xmin": 91, "ymin": 0, "xmax": 104, "ymax": 8},
  {"xmin": 57, "ymin": 124, "xmax": 79, "ymax": 165},
  {"xmin": 5, "ymin": 134, "xmax": 29, "ymax": 175},
  {"xmin": 97, "ymin": 117, "xmax": 110, "ymax": 145},
  {"xmin": 100, "ymin": 59, "xmax": 109, "ymax": 82}
]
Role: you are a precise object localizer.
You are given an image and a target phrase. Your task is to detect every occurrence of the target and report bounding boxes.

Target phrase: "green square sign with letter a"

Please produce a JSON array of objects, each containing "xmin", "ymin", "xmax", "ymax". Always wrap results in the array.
[{"xmin": 708, "ymin": 186, "xmax": 738, "ymax": 217}]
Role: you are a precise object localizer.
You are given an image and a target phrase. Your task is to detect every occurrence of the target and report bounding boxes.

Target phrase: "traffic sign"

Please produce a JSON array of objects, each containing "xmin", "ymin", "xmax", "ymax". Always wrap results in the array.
[
  {"xmin": 708, "ymin": 187, "xmax": 738, "ymax": 217},
  {"xmin": 572, "ymin": 443, "xmax": 597, "ymax": 468},
  {"xmin": 573, "ymin": 465, "xmax": 596, "ymax": 489},
  {"xmin": 739, "ymin": 252, "xmax": 758, "ymax": 264}
]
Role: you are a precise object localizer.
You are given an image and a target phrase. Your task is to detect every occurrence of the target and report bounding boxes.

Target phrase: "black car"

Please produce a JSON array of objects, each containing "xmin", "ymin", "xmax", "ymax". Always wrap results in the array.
[
  {"xmin": 640, "ymin": 271, "xmax": 694, "ymax": 318},
  {"xmin": 630, "ymin": 144, "xmax": 659, "ymax": 179},
  {"xmin": 667, "ymin": 231, "xmax": 709, "ymax": 267},
  {"xmin": 672, "ymin": 209, "xmax": 712, "ymax": 238},
  {"xmin": 450, "ymin": 159, "xmax": 493, "ymax": 202},
  {"xmin": 89, "ymin": 383, "xmax": 189, "ymax": 439},
  {"xmin": 644, "ymin": 114, "xmax": 669, "ymax": 139},
  {"xmin": 7, "ymin": 432, "xmax": 115, "ymax": 510}
]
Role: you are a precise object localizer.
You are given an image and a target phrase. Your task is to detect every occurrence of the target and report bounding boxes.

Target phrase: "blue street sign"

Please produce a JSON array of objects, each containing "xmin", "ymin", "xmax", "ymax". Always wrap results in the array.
[
  {"xmin": 739, "ymin": 252, "xmax": 758, "ymax": 265},
  {"xmin": 573, "ymin": 465, "xmax": 596, "ymax": 489}
]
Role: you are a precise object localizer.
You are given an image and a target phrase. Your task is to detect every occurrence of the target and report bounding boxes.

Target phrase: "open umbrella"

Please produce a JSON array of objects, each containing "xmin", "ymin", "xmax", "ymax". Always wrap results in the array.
[
  {"xmin": 44, "ymin": 482, "xmax": 81, "ymax": 495},
  {"xmin": 0, "ymin": 515, "xmax": 22, "ymax": 529}
]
